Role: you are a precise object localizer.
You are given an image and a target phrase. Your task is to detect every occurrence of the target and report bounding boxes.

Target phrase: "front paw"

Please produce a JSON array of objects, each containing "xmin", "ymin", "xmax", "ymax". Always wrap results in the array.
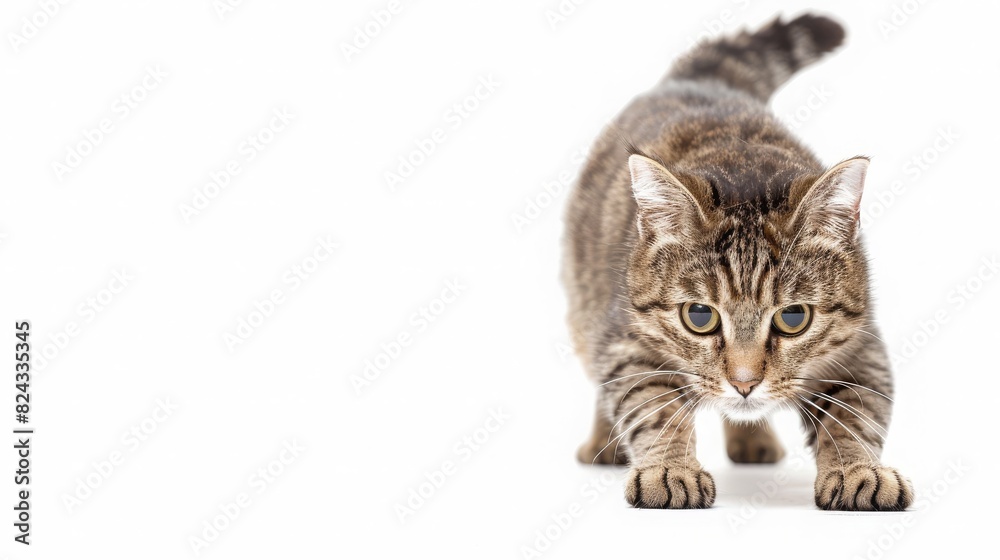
[
  {"xmin": 815, "ymin": 464, "xmax": 913, "ymax": 511},
  {"xmin": 624, "ymin": 464, "xmax": 716, "ymax": 509}
]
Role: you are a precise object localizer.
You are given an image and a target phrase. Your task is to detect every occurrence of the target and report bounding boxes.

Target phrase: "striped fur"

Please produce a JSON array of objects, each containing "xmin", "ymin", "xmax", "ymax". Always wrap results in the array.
[{"xmin": 563, "ymin": 14, "xmax": 912, "ymax": 510}]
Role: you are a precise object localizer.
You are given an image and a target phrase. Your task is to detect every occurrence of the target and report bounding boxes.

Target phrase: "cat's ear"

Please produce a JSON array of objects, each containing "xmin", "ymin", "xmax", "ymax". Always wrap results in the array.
[
  {"xmin": 628, "ymin": 154, "xmax": 707, "ymax": 240},
  {"xmin": 790, "ymin": 157, "xmax": 870, "ymax": 242}
]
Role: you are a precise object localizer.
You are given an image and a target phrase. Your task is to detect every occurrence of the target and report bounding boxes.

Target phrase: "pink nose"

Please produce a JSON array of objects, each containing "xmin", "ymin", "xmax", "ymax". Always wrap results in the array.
[{"xmin": 730, "ymin": 379, "xmax": 760, "ymax": 398}]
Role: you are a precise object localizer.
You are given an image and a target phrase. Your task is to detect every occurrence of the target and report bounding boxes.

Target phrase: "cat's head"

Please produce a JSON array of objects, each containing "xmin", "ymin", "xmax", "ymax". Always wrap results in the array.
[{"xmin": 625, "ymin": 153, "xmax": 872, "ymax": 422}]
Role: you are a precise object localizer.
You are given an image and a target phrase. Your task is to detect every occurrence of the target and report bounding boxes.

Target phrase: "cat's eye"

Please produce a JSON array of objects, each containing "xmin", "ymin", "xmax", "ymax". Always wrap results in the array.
[
  {"xmin": 680, "ymin": 302, "xmax": 720, "ymax": 334},
  {"xmin": 772, "ymin": 304, "xmax": 812, "ymax": 336}
]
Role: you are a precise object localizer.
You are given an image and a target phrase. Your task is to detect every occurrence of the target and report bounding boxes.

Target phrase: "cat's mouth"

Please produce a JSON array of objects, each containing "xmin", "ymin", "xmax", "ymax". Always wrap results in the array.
[{"xmin": 714, "ymin": 395, "xmax": 779, "ymax": 422}]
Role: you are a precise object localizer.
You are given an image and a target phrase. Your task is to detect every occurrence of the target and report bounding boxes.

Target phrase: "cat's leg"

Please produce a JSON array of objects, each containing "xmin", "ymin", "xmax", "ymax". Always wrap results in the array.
[
  {"xmin": 576, "ymin": 402, "xmax": 628, "ymax": 465},
  {"xmin": 603, "ymin": 360, "xmax": 715, "ymax": 508},
  {"xmin": 803, "ymin": 356, "xmax": 914, "ymax": 510},
  {"xmin": 724, "ymin": 419, "xmax": 785, "ymax": 464}
]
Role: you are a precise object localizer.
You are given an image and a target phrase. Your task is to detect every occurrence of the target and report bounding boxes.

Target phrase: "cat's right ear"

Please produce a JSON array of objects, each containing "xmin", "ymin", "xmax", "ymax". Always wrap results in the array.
[
  {"xmin": 788, "ymin": 156, "xmax": 870, "ymax": 243},
  {"xmin": 628, "ymin": 154, "xmax": 707, "ymax": 240}
]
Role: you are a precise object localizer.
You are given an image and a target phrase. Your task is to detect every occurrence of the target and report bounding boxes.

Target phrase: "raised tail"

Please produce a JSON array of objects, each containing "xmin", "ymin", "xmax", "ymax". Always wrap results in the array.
[{"xmin": 668, "ymin": 13, "xmax": 845, "ymax": 102}]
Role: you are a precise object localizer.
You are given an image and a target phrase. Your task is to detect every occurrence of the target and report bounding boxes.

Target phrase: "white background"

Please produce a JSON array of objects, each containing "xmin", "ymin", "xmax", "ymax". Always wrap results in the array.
[{"xmin": 1, "ymin": 1, "xmax": 997, "ymax": 558}]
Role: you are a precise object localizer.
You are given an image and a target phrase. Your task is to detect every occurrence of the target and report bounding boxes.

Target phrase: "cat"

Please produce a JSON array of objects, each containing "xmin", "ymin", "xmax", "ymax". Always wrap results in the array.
[{"xmin": 563, "ymin": 14, "xmax": 912, "ymax": 510}]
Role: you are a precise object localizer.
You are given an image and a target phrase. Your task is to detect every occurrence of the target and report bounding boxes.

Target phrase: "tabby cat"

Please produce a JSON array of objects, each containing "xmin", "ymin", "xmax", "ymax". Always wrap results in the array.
[{"xmin": 563, "ymin": 14, "xmax": 912, "ymax": 510}]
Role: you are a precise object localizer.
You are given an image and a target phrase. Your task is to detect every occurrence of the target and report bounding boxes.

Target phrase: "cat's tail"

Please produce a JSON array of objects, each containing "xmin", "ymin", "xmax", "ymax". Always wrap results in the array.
[{"xmin": 667, "ymin": 13, "xmax": 845, "ymax": 102}]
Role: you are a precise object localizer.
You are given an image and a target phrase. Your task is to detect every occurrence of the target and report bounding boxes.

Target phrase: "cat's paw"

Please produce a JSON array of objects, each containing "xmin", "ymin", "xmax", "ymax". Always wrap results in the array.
[
  {"xmin": 624, "ymin": 464, "xmax": 716, "ymax": 509},
  {"xmin": 815, "ymin": 464, "xmax": 913, "ymax": 511},
  {"xmin": 726, "ymin": 433, "xmax": 785, "ymax": 464}
]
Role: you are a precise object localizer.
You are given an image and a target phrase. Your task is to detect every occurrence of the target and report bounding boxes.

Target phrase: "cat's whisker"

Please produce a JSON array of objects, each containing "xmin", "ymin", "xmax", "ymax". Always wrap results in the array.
[
  {"xmin": 618, "ymin": 374, "xmax": 696, "ymax": 406},
  {"xmin": 598, "ymin": 369, "xmax": 701, "ymax": 386},
  {"xmin": 815, "ymin": 358, "xmax": 866, "ymax": 408},
  {"xmin": 681, "ymin": 397, "xmax": 705, "ymax": 459},
  {"xmin": 635, "ymin": 396, "xmax": 697, "ymax": 466},
  {"xmin": 793, "ymin": 378, "xmax": 894, "ymax": 403},
  {"xmin": 635, "ymin": 409, "xmax": 681, "ymax": 467},
  {"xmin": 670, "ymin": 396, "xmax": 702, "ymax": 441},
  {"xmin": 793, "ymin": 400, "xmax": 844, "ymax": 469},
  {"xmin": 826, "ymin": 357, "xmax": 862, "ymax": 387},
  {"xmin": 797, "ymin": 396, "xmax": 879, "ymax": 464},
  {"xmin": 592, "ymin": 394, "xmax": 687, "ymax": 464},
  {"xmin": 649, "ymin": 396, "xmax": 702, "ymax": 465},
  {"xmin": 779, "ymin": 400, "xmax": 818, "ymax": 442},
  {"xmin": 790, "ymin": 400, "xmax": 819, "ymax": 441},
  {"xmin": 800, "ymin": 389, "xmax": 888, "ymax": 439},
  {"xmin": 853, "ymin": 328, "xmax": 887, "ymax": 344},
  {"xmin": 608, "ymin": 384, "xmax": 696, "ymax": 441}
]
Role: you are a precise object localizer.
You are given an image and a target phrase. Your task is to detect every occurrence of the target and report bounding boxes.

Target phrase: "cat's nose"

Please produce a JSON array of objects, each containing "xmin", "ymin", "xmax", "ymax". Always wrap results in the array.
[
  {"xmin": 730, "ymin": 379, "xmax": 760, "ymax": 398},
  {"xmin": 725, "ymin": 345, "xmax": 765, "ymax": 396}
]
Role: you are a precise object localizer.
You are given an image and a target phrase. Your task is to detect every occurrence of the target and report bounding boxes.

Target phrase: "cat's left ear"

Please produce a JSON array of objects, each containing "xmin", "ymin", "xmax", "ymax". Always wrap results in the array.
[
  {"xmin": 790, "ymin": 157, "xmax": 869, "ymax": 242},
  {"xmin": 628, "ymin": 154, "xmax": 708, "ymax": 241}
]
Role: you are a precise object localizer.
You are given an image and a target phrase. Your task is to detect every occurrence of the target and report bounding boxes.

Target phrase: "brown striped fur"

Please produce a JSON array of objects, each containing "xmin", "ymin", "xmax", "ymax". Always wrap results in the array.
[{"xmin": 564, "ymin": 14, "xmax": 912, "ymax": 510}]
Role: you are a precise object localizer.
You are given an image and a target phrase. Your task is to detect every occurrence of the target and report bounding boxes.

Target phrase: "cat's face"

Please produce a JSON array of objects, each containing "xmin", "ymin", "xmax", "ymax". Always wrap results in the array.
[{"xmin": 625, "ymin": 154, "xmax": 871, "ymax": 422}]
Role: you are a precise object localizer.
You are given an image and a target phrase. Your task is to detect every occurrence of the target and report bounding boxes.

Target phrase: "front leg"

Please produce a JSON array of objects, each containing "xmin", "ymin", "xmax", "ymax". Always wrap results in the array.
[
  {"xmin": 602, "ymin": 360, "xmax": 715, "ymax": 509},
  {"xmin": 799, "ymin": 364, "xmax": 914, "ymax": 511}
]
